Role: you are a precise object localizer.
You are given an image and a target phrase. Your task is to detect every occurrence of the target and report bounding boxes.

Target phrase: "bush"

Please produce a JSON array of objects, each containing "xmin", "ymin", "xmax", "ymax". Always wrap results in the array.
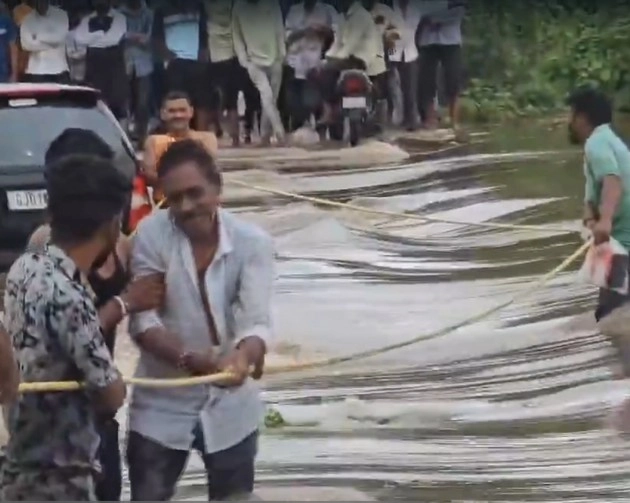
[{"xmin": 461, "ymin": 3, "xmax": 630, "ymax": 122}]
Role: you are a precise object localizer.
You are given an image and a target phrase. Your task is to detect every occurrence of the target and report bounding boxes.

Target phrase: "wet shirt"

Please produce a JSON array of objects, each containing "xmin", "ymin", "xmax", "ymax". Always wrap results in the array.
[
  {"xmin": 2, "ymin": 245, "xmax": 120, "ymax": 474},
  {"xmin": 584, "ymin": 124, "xmax": 630, "ymax": 249}
]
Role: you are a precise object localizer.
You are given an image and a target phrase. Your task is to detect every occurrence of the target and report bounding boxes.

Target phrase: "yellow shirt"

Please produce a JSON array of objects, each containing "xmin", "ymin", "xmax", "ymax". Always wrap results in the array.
[{"xmin": 13, "ymin": 3, "xmax": 32, "ymax": 76}]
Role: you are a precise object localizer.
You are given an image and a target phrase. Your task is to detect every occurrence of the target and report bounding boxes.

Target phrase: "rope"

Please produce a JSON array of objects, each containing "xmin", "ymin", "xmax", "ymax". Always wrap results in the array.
[
  {"xmin": 226, "ymin": 179, "xmax": 577, "ymax": 234},
  {"xmin": 17, "ymin": 240, "xmax": 589, "ymax": 393},
  {"xmin": 15, "ymin": 177, "xmax": 589, "ymax": 393}
]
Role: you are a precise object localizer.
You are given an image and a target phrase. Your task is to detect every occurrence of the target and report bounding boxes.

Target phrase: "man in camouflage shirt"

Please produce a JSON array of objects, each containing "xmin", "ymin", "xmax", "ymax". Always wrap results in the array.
[{"xmin": 0, "ymin": 154, "xmax": 128, "ymax": 500}]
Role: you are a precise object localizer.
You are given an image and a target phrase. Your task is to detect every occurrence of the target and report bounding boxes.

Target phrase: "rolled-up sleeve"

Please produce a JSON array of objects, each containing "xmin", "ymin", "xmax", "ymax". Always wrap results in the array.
[
  {"xmin": 233, "ymin": 233, "xmax": 275, "ymax": 348},
  {"xmin": 128, "ymin": 218, "xmax": 166, "ymax": 337}
]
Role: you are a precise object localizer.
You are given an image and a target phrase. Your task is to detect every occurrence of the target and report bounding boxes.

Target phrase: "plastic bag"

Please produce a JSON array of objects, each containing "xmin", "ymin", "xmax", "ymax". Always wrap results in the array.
[{"xmin": 577, "ymin": 237, "xmax": 629, "ymax": 295}]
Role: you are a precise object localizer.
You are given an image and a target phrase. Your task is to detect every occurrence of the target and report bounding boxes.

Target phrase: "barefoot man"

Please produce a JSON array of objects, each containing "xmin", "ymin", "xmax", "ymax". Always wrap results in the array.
[{"xmin": 143, "ymin": 90, "xmax": 218, "ymax": 204}]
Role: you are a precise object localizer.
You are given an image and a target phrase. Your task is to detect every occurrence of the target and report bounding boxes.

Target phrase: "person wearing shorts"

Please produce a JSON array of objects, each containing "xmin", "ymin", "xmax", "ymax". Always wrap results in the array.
[
  {"xmin": 417, "ymin": 0, "xmax": 465, "ymax": 130},
  {"xmin": 153, "ymin": 0, "xmax": 210, "ymax": 131}
]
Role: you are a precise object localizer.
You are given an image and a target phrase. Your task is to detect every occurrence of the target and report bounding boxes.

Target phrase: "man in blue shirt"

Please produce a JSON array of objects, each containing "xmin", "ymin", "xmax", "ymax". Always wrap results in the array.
[{"xmin": 0, "ymin": 5, "xmax": 18, "ymax": 83}]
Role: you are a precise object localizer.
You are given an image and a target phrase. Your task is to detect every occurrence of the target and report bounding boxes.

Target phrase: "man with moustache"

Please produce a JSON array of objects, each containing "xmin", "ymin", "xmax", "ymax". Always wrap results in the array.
[
  {"xmin": 142, "ymin": 90, "xmax": 218, "ymax": 204},
  {"xmin": 567, "ymin": 87, "xmax": 630, "ymax": 322},
  {"xmin": 0, "ymin": 154, "xmax": 128, "ymax": 500},
  {"xmin": 126, "ymin": 139, "xmax": 274, "ymax": 500}
]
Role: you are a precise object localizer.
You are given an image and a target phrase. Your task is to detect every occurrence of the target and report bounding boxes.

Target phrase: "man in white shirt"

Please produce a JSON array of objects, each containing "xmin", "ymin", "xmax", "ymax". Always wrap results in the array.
[
  {"xmin": 284, "ymin": 0, "xmax": 336, "ymax": 131},
  {"xmin": 20, "ymin": 0, "xmax": 69, "ymax": 83},
  {"xmin": 389, "ymin": 0, "xmax": 420, "ymax": 130},
  {"xmin": 75, "ymin": 0, "xmax": 128, "ymax": 118},
  {"xmin": 232, "ymin": 0, "xmax": 286, "ymax": 145},
  {"xmin": 127, "ymin": 139, "xmax": 274, "ymax": 500},
  {"xmin": 317, "ymin": 0, "xmax": 381, "ymax": 125}
]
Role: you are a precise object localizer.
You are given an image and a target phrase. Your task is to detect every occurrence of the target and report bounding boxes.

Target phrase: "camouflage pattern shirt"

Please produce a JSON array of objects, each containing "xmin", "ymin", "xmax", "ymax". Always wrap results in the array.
[{"xmin": 1, "ymin": 244, "xmax": 120, "ymax": 475}]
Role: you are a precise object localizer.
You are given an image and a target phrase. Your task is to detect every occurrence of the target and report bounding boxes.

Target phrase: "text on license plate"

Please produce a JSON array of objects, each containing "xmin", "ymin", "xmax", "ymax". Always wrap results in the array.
[
  {"xmin": 6, "ymin": 190, "xmax": 48, "ymax": 211},
  {"xmin": 342, "ymin": 96, "xmax": 367, "ymax": 109}
]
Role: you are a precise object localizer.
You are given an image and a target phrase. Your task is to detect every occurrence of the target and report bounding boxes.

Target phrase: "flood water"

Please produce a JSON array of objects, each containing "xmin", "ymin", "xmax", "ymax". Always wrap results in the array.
[
  {"xmin": 149, "ymin": 120, "xmax": 630, "ymax": 501},
  {"xmin": 8, "ymin": 119, "xmax": 630, "ymax": 501}
]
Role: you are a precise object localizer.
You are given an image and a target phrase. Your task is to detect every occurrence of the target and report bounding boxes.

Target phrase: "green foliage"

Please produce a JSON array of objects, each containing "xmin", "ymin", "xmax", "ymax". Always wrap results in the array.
[
  {"xmin": 264, "ymin": 406, "xmax": 286, "ymax": 428},
  {"xmin": 461, "ymin": 4, "xmax": 630, "ymax": 122}
]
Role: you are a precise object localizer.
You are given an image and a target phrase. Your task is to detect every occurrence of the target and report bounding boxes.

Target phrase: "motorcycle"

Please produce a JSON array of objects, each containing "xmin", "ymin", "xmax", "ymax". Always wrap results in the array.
[{"xmin": 336, "ymin": 69, "xmax": 373, "ymax": 147}]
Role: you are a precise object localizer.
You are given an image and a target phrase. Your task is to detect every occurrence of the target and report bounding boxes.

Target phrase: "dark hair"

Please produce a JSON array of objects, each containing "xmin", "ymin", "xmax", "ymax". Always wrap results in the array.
[
  {"xmin": 47, "ymin": 155, "xmax": 132, "ymax": 243},
  {"xmin": 162, "ymin": 90, "xmax": 192, "ymax": 107},
  {"xmin": 45, "ymin": 128, "xmax": 114, "ymax": 165},
  {"xmin": 157, "ymin": 139, "xmax": 222, "ymax": 187},
  {"xmin": 566, "ymin": 86, "xmax": 612, "ymax": 127}
]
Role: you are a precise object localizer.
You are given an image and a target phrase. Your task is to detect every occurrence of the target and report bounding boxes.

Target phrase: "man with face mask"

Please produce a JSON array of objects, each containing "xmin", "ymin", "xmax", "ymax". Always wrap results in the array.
[
  {"xmin": 567, "ymin": 87, "xmax": 630, "ymax": 324},
  {"xmin": 127, "ymin": 139, "xmax": 274, "ymax": 500},
  {"xmin": 232, "ymin": 0, "xmax": 286, "ymax": 145},
  {"xmin": 0, "ymin": 154, "xmax": 129, "ymax": 501},
  {"xmin": 20, "ymin": 0, "xmax": 69, "ymax": 82},
  {"xmin": 75, "ymin": 0, "xmax": 128, "ymax": 119}
]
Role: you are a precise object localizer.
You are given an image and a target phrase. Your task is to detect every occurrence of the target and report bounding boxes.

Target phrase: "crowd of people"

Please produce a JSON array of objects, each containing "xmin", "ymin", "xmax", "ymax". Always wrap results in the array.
[{"xmin": 0, "ymin": 0, "xmax": 465, "ymax": 146}]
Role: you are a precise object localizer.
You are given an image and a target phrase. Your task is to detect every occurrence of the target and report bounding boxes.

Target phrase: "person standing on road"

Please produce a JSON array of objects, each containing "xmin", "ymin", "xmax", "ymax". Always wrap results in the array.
[
  {"xmin": 0, "ymin": 2, "xmax": 18, "ymax": 83},
  {"xmin": 121, "ymin": 0, "xmax": 153, "ymax": 144},
  {"xmin": 20, "ymin": 0, "xmax": 69, "ymax": 83},
  {"xmin": 26, "ymin": 127, "xmax": 165, "ymax": 501},
  {"xmin": 0, "ymin": 154, "xmax": 128, "ymax": 501},
  {"xmin": 232, "ymin": 0, "xmax": 287, "ymax": 146},
  {"xmin": 417, "ymin": 0, "xmax": 465, "ymax": 130},
  {"xmin": 152, "ymin": 0, "xmax": 211, "ymax": 131},
  {"xmin": 126, "ymin": 139, "xmax": 274, "ymax": 500},
  {"xmin": 284, "ymin": 0, "xmax": 336, "ymax": 132},
  {"xmin": 389, "ymin": 0, "xmax": 421, "ymax": 130},
  {"xmin": 567, "ymin": 87, "xmax": 630, "ymax": 322},
  {"xmin": 75, "ymin": 0, "xmax": 128, "ymax": 120},
  {"xmin": 142, "ymin": 90, "xmax": 218, "ymax": 204},
  {"xmin": 12, "ymin": 0, "xmax": 32, "ymax": 80}
]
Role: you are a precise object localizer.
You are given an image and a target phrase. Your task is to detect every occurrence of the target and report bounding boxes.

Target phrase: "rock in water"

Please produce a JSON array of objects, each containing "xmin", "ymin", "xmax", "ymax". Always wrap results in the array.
[{"xmin": 290, "ymin": 126, "xmax": 320, "ymax": 146}]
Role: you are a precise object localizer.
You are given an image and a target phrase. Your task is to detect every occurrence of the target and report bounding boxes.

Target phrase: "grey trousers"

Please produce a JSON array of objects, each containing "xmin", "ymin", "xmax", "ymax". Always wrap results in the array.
[{"xmin": 392, "ymin": 59, "xmax": 420, "ymax": 129}]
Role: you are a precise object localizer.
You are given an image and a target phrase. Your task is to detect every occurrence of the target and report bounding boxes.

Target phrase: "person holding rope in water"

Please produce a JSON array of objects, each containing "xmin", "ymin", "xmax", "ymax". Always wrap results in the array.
[
  {"xmin": 126, "ymin": 139, "xmax": 274, "ymax": 500},
  {"xmin": 0, "ymin": 153, "xmax": 132, "ymax": 500},
  {"xmin": 24, "ymin": 128, "xmax": 164, "ymax": 501},
  {"xmin": 142, "ymin": 90, "xmax": 218, "ymax": 206}
]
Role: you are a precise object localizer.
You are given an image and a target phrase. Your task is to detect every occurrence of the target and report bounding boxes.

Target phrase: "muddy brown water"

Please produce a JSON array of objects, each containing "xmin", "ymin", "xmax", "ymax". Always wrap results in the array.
[{"xmin": 4, "ymin": 124, "xmax": 630, "ymax": 501}]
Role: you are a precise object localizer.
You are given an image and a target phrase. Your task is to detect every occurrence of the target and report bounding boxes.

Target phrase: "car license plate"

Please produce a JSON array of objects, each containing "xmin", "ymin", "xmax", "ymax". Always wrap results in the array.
[
  {"xmin": 6, "ymin": 190, "xmax": 48, "ymax": 211},
  {"xmin": 342, "ymin": 96, "xmax": 367, "ymax": 109}
]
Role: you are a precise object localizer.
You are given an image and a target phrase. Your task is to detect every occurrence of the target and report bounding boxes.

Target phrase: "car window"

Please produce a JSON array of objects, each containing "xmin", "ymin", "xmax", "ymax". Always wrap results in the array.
[{"xmin": 0, "ymin": 100, "xmax": 135, "ymax": 177}]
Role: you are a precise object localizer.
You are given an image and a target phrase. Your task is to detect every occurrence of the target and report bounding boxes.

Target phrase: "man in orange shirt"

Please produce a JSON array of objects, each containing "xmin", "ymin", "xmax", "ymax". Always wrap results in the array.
[
  {"xmin": 12, "ymin": 0, "xmax": 31, "ymax": 78},
  {"xmin": 142, "ymin": 90, "xmax": 218, "ymax": 203}
]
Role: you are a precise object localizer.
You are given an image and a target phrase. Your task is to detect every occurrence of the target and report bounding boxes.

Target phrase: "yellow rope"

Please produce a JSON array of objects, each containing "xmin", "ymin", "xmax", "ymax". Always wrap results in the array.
[
  {"xmin": 15, "ymin": 178, "xmax": 589, "ymax": 393},
  {"xmin": 226, "ymin": 179, "xmax": 577, "ymax": 234}
]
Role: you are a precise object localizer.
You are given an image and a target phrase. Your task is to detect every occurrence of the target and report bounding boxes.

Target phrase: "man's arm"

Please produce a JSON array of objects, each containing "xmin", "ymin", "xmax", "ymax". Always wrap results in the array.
[
  {"xmin": 54, "ymin": 297, "xmax": 126, "ymax": 414},
  {"xmin": 233, "ymin": 232, "xmax": 275, "ymax": 375},
  {"xmin": 8, "ymin": 19, "xmax": 18, "ymax": 81},
  {"xmin": 37, "ymin": 9, "xmax": 69, "ymax": 46},
  {"xmin": 231, "ymin": 5, "xmax": 249, "ymax": 67},
  {"xmin": 73, "ymin": 15, "xmax": 102, "ymax": 46},
  {"xmin": 141, "ymin": 136, "xmax": 159, "ymax": 186},
  {"xmin": 85, "ymin": 12, "xmax": 126, "ymax": 48},
  {"xmin": 129, "ymin": 217, "xmax": 185, "ymax": 368},
  {"xmin": 0, "ymin": 322, "xmax": 19, "ymax": 405},
  {"xmin": 275, "ymin": 2, "xmax": 286, "ymax": 61},
  {"xmin": 20, "ymin": 17, "xmax": 50, "ymax": 52}
]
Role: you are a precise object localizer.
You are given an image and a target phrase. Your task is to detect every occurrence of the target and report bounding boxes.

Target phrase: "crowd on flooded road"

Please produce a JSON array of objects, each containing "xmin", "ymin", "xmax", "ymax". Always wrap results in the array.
[{"xmin": 0, "ymin": 0, "xmax": 465, "ymax": 146}]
